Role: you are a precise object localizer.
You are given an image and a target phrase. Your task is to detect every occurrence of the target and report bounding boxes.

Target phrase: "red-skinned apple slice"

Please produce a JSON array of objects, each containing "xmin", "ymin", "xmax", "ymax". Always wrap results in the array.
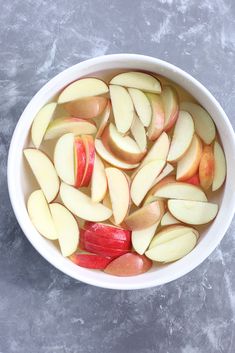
[
  {"xmin": 161, "ymin": 212, "xmax": 181, "ymax": 226},
  {"xmin": 44, "ymin": 117, "xmax": 97, "ymax": 140},
  {"xmin": 70, "ymin": 253, "xmax": 112, "ymax": 269},
  {"xmin": 80, "ymin": 135, "xmax": 95, "ymax": 187},
  {"xmin": 185, "ymin": 173, "xmax": 200, "ymax": 186},
  {"xmin": 146, "ymin": 93, "xmax": 165, "ymax": 141},
  {"xmin": 81, "ymin": 240, "xmax": 129, "ymax": 258},
  {"xmin": 212, "ymin": 141, "xmax": 226, "ymax": 191},
  {"xmin": 84, "ymin": 222, "xmax": 131, "ymax": 242},
  {"xmin": 153, "ymin": 182, "xmax": 207, "ymax": 201},
  {"xmin": 104, "ymin": 253, "xmax": 152, "ymax": 276},
  {"xmin": 177, "ymin": 134, "xmax": 202, "ymax": 181},
  {"xmin": 91, "ymin": 154, "xmax": 107, "ymax": 202},
  {"xmin": 58, "ymin": 78, "xmax": 109, "ymax": 104},
  {"xmin": 63, "ymin": 96, "xmax": 108, "ymax": 119},
  {"xmin": 199, "ymin": 145, "xmax": 215, "ymax": 190},
  {"xmin": 80, "ymin": 229, "xmax": 131, "ymax": 250},
  {"xmin": 74, "ymin": 136, "xmax": 86, "ymax": 188},
  {"xmin": 54, "ymin": 133, "xmax": 75, "ymax": 185},
  {"xmin": 110, "ymin": 72, "xmax": 161, "ymax": 93},
  {"xmin": 24, "ymin": 149, "xmax": 59, "ymax": 203},
  {"xmin": 161, "ymin": 86, "xmax": 179, "ymax": 131},
  {"xmin": 132, "ymin": 221, "xmax": 160, "ymax": 255},
  {"xmin": 128, "ymin": 88, "xmax": 152, "ymax": 126},
  {"xmin": 167, "ymin": 111, "xmax": 194, "ymax": 162},
  {"xmin": 96, "ymin": 100, "xmax": 111, "ymax": 138},
  {"xmin": 131, "ymin": 114, "xmax": 147, "ymax": 152}
]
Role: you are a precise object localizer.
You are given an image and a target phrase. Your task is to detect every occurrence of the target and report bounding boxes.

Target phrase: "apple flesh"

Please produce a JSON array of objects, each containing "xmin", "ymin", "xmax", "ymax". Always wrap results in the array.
[
  {"xmin": 84, "ymin": 222, "xmax": 131, "ymax": 242},
  {"xmin": 74, "ymin": 136, "xmax": 86, "ymax": 188},
  {"xmin": 152, "ymin": 163, "xmax": 174, "ymax": 186},
  {"xmin": 199, "ymin": 145, "xmax": 215, "ymax": 190},
  {"xmin": 70, "ymin": 253, "xmax": 112, "ymax": 269},
  {"xmin": 110, "ymin": 71, "xmax": 161, "ymax": 93},
  {"xmin": 64, "ymin": 96, "xmax": 108, "ymax": 119},
  {"xmin": 185, "ymin": 174, "xmax": 200, "ymax": 186},
  {"xmin": 161, "ymin": 86, "xmax": 179, "ymax": 131},
  {"xmin": 104, "ymin": 253, "xmax": 152, "ymax": 276},
  {"xmin": 54, "ymin": 133, "xmax": 75, "ymax": 185},
  {"xmin": 24, "ymin": 149, "xmax": 59, "ymax": 203},
  {"xmin": 128, "ymin": 88, "xmax": 152, "ymax": 126},
  {"xmin": 132, "ymin": 222, "xmax": 159, "ymax": 255},
  {"xmin": 131, "ymin": 114, "xmax": 147, "ymax": 152},
  {"xmin": 153, "ymin": 182, "xmax": 207, "ymax": 201},
  {"xmin": 81, "ymin": 135, "xmax": 95, "ymax": 187},
  {"xmin": 145, "ymin": 175, "xmax": 176, "ymax": 204},
  {"xmin": 212, "ymin": 141, "xmax": 226, "ymax": 191},
  {"xmin": 91, "ymin": 154, "xmax": 107, "ymax": 202},
  {"xmin": 96, "ymin": 100, "xmax": 111, "ymax": 138},
  {"xmin": 146, "ymin": 93, "xmax": 165, "ymax": 141},
  {"xmin": 161, "ymin": 212, "xmax": 180, "ymax": 226}
]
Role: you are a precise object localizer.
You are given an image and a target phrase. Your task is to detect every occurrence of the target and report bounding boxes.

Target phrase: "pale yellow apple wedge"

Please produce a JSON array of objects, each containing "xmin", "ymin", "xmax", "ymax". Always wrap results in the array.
[
  {"xmin": 91, "ymin": 154, "xmax": 107, "ymax": 203},
  {"xmin": 146, "ymin": 93, "xmax": 165, "ymax": 141},
  {"xmin": 96, "ymin": 100, "xmax": 111, "ymax": 138},
  {"xmin": 128, "ymin": 88, "xmax": 152, "ymax": 126},
  {"xmin": 153, "ymin": 182, "xmax": 207, "ymax": 201},
  {"xmin": 212, "ymin": 141, "xmax": 226, "ymax": 191},
  {"xmin": 132, "ymin": 221, "xmax": 160, "ymax": 255},
  {"xmin": 54, "ymin": 133, "xmax": 75, "ymax": 185},
  {"xmin": 131, "ymin": 114, "xmax": 147, "ymax": 152},
  {"xmin": 161, "ymin": 86, "xmax": 179, "ymax": 131},
  {"xmin": 110, "ymin": 71, "xmax": 161, "ymax": 93},
  {"xmin": 161, "ymin": 212, "xmax": 181, "ymax": 226},
  {"xmin": 153, "ymin": 163, "xmax": 174, "ymax": 185}
]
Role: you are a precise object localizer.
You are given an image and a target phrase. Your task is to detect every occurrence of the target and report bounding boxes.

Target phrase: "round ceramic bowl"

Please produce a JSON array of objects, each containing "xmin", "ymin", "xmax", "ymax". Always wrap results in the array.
[{"xmin": 7, "ymin": 54, "xmax": 235, "ymax": 290}]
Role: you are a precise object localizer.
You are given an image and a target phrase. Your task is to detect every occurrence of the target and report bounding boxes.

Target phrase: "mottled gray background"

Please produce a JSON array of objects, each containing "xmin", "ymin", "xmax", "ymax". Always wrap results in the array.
[{"xmin": 0, "ymin": 0, "xmax": 235, "ymax": 352}]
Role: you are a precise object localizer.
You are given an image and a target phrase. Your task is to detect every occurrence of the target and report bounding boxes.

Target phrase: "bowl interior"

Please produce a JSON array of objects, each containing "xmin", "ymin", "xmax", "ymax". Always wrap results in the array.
[{"xmin": 8, "ymin": 54, "xmax": 235, "ymax": 289}]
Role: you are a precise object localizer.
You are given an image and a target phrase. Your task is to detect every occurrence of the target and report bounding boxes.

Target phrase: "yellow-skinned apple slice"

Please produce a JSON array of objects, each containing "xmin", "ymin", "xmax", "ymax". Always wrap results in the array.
[
  {"xmin": 63, "ymin": 96, "xmax": 107, "ymax": 119},
  {"xmin": 58, "ymin": 78, "xmax": 109, "ymax": 104},
  {"xmin": 96, "ymin": 100, "xmax": 111, "ymax": 138},
  {"xmin": 168, "ymin": 200, "xmax": 218, "ymax": 225},
  {"xmin": 161, "ymin": 212, "xmax": 180, "ymax": 226},
  {"xmin": 44, "ymin": 117, "xmax": 97, "ymax": 140},
  {"xmin": 199, "ymin": 145, "xmax": 215, "ymax": 190},
  {"xmin": 24, "ymin": 149, "xmax": 59, "ymax": 203},
  {"xmin": 212, "ymin": 141, "xmax": 226, "ymax": 191},
  {"xmin": 54, "ymin": 133, "xmax": 75, "ymax": 185},
  {"xmin": 180, "ymin": 102, "xmax": 216, "ymax": 144},
  {"xmin": 102, "ymin": 123, "xmax": 146, "ymax": 164},
  {"xmin": 74, "ymin": 136, "xmax": 86, "ymax": 188},
  {"xmin": 27, "ymin": 190, "xmax": 58, "ymax": 240},
  {"xmin": 153, "ymin": 182, "xmax": 207, "ymax": 201},
  {"xmin": 91, "ymin": 154, "xmax": 107, "ymax": 203},
  {"xmin": 81, "ymin": 135, "xmax": 95, "ymax": 187},
  {"xmin": 131, "ymin": 160, "xmax": 166, "ymax": 206},
  {"xmin": 109, "ymin": 85, "xmax": 134, "ymax": 134},
  {"xmin": 146, "ymin": 93, "xmax": 165, "ymax": 141},
  {"xmin": 161, "ymin": 86, "xmax": 179, "ymax": 131},
  {"xmin": 131, "ymin": 114, "xmax": 147, "ymax": 152},
  {"xmin": 50, "ymin": 203, "xmax": 79, "ymax": 257},
  {"xmin": 105, "ymin": 167, "xmax": 130, "ymax": 224},
  {"xmin": 95, "ymin": 139, "xmax": 139, "ymax": 170},
  {"xmin": 128, "ymin": 88, "xmax": 152, "ymax": 126},
  {"xmin": 167, "ymin": 111, "xmax": 194, "ymax": 162},
  {"xmin": 177, "ymin": 134, "xmax": 202, "ymax": 181},
  {"xmin": 60, "ymin": 182, "xmax": 112, "ymax": 222},
  {"xmin": 124, "ymin": 200, "xmax": 165, "ymax": 230},
  {"xmin": 132, "ymin": 221, "xmax": 160, "ymax": 255},
  {"xmin": 31, "ymin": 102, "xmax": 57, "ymax": 148},
  {"xmin": 110, "ymin": 71, "xmax": 161, "ymax": 93}
]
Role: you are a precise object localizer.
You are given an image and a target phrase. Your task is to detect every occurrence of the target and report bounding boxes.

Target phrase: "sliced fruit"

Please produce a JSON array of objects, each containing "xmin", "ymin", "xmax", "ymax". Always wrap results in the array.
[
  {"xmin": 27, "ymin": 190, "xmax": 58, "ymax": 240},
  {"xmin": 81, "ymin": 241, "xmax": 129, "ymax": 258},
  {"xmin": 185, "ymin": 173, "xmax": 200, "ymax": 186},
  {"xmin": 130, "ymin": 114, "xmax": 147, "ymax": 152},
  {"xmin": 167, "ymin": 111, "xmax": 194, "ymax": 162},
  {"xmin": 109, "ymin": 85, "xmax": 134, "ymax": 134},
  {"xmin": 91, "ymin": 154, "xmax": 107, "ymax": 202},
  {"xmin": 146, "ymin": 93, "xmax": 165, "ymax": 141},
  {"xmin": 176, "ymin": 134, "xmax": 202, "ymax": 181},
  {"xmin": 132, "ymin": 222, "xmax": 159, "ymax": 255},
  {"xmin": 168, "ymin": 199, "xmax": 218, "ymax": 225},
  {"xmin": 161, "ymin": 212, "xmax": 180, "ymax": 226},
  {"xmin": 44, "ymin": 117, "xmax": 97, "ymax": 140},
  {"xmin": 153, "ymin": 163, "xmax": 174, "ymax": 185},
  {"xmin": 199, "ymin": 145, "xmax": 215, "ymax": 190},
  {"xmin": 54, "ymin": 133, "xmax": 75, "ymax": 185},
  {"xmin": 153, "ymin": 182, "xmax": 207, "ymax": 201},
  {"xmin": 50, "ymin": 203, "xmax": 79, "ymax": 257},
  {"xmin": 102, "ymin": 193, "xmax": 116, "ymax": 225},
  {"xmin": 60, "ymin": 182, "xmax": 112, "ymax": 222},
  {"xmin": 58, "ymin": 78, "xmax": 109, "ymax": 104},
  {"xmin": 161, "ymin": 86, "xmax": 179, "ymax": 131},
  {"xmin": 144, "ymin": 175, "xmax": 176, "ymax": 205},
  {"xmin": 105, "ymin": 167, "xmax": 130, "ymax": 224},
  {"xmin": 110, "ymin": 71, "xmax": 161, "ymax": 93},
  {"xmin": 102, "ymin": 123, "xmax": 146, "ymax": 164},
  {"xmin": 104, "ymin": 253, "xmax": 152, "ymax": 276},
  {"xmin": 95, "ymin": 139, "xmax": 139, "ymax": 170},
  {"xmin": 31, "ymin": 102, "xmax": 57, "ymax": 148},
  {"xmin": 96, "ymin": 100, "xmax": 111, "ymax": 138},
  {"xmin": 131, "ymin": 160, "xmax": 166, "ymax": 206},
  {"xmin": 24, "ymin": 149, "xmax": 59, "ymax": 203},
  {"xmin": 81, "ymin": 135, "xmax": 95, "ymax": 187},
  {"xmin": 84, "ymin": 222, "xmax": 131, "ymax": 242},
  {"xmin": 128, "ymin": 88, "xmax": 152, "ymax": 126},
  {"xmin": 70, "ymin": 253, "xmax": 112, "ymax": 269},
  {"xmin": 74, "ymin": 136, "xmax": 86, "ymax": 188},
  {"xmin": 63, "ymin": 96, "xmax": 107, "ymax": 119},
  {"xmin": 212, "ymin": 141, "xmax": 226, "ymax": 191},
  {"xmin": 124, "ymin": 200, "xmax": 165, "ymax": 230},
  {"xmin": 80, "ymin": 229, "xmax": 131, "ymax": 250}
]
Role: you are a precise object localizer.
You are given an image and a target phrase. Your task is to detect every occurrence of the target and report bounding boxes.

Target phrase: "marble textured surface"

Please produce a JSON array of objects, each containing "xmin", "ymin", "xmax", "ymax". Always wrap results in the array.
[{"xmin": 0, "ymin": 0, "xmax": 235, "ymax": 352}]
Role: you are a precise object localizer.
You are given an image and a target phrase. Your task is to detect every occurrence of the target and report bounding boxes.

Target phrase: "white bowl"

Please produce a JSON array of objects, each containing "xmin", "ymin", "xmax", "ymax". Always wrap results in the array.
[{"xmin": 7, "ymin": 54, "xmax": 235, "ymax": 290}]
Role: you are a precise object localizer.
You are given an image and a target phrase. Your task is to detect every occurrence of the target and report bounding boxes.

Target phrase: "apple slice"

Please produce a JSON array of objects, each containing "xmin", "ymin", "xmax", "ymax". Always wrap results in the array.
[
  {"xmin": 74, "ymin": 136, "xmax": 86, "ymax": 188},
  {"xmin": 44, "ymin": 117, "xmax": 97, "ymax": 140},
  {"xmin": 146, "ymin": 93, "xmax": 165, "ymax": 141},
  {"xmin": 199, "ymin": 145, "xmax": 215, "ymax": 190},
  {"xmin": 96, "ymin": 100, "xmax": 111, "ymax": 138},
  {"xmin": 146, "ymin": 231, "xmax": 197, "ymax": 263},
  {"xmin": 60, "ymin": 182, "xmax": 112, "ymax": 221},
  {"xmin": 124, "ymin": 200, "xmax": 165, "ymax": 230},
  {"xmin": 50, "ymin": 203, "xmax": 79, "ymax": 257},
  {"xmin": 167, "ymin": 111, "xmax": 194, "ymax": 162},
  {"xmin": 144, "ymin": 175, "xmax": 176, "ymax": 205},
  {"xmin": 70, "ymin": 253, "xmax": 112, "ymax": 269},
  {"xmin": 80, "ymin": 135, "xmax": 95, "ymax": 187},
  {"xmin": 161, "ymin": 86, "xmax": 179, "ymax": 131},
  {"xmin": 153, "ymin": 182, "xmax": 207, "ymax": 201},
  {"xmin": 180, "ymin": 102, "xmax": 216, "ymax": 144},
  {"xmin": 54, "ymin": 133, "xmax": 75, "ymax": 185},
  {"xmin": 131, "ymin": 159, "xmax": 166, "ymax": 206},
  {"xmin": 24, "ymin": 149, "xmax": 59, "ymax": 203},
  {"xmin": 132, "ymin": 221, "xmax": 160, "ymax": 255},
  {"xmin": 58, "ymin": 78, "xmax": 109, "ymax": 104},
  {"xmin": 161, "ymin": 212, "xmax": 180, "ymax": 226},
  {"xmin": 109, "ymin": 85, "xmax": 134, "ymax": 134},
  {"xmin": 131, "ymin": 114, "xmax": 147, "ymax": 152},
  {"xmin": 84, "ymin": 222, "xmax": 131, "ymax": 242},
  {"xmin": 168, "ymin": 199, "xmax": 218, "ymax": 225},
  {"xmin": 31, "ymin": 102, "xmax": 57, "ymax": 148},
  {"xmin": 153, "ymin": 163, "xmax": 174, "ymax": 185},
  {"xmin": 104, "ymin": 253, "xmax": 152, "ymax": 276},
  {"xmin": 80, "ymin": 229, "xmax": 131, "ymax": 250},
  {"xmin": 185, "ymin": 173, "xmax": 200, "ymax": 186},
  {"xmin": 105, "ymin": 167, "xmax": 130, "ymax": 224},
  {"xmin": 91, "ymin": 154, "xmax": 107, "ymax": 202},
  {"xmin": 212, "ymin": 141, "xmax": 226, "ymax": 191},
  {"xmin": 102, "ymin": 123, "xmax": 146, "ymax": 164},
  {"xmin": 95, "ymin": 139, "xmax": 139, "ymax": 170},
  {"xmin": 80, "ymin": 240, "xmax": 129, "ymax": 258},
  {"xmin": 102, "ymin": 193, "xmax": 116, "ymax": 225},
  {"xmin": 27, "ymin": 190, "xmax": 58, "ymax": 240},
  {"xmin": 63, "ymin": 96, "xmax": 107, "ymax": 119},
  {"xmin": 176, "ymin": 134, "xmax": 202, "ymax": 181},
  {"xmin": 128, "ymin": 88, "xmax": 152, "ymax": 126},
  {"xmin": 110, "ymin": 71, "xmax": 161, "ymax": 93}
]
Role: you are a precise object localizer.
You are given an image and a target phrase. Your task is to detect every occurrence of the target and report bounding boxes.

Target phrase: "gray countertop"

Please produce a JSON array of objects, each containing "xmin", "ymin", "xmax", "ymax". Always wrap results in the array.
[{"xmin": 0, "ymin": 1, "xmax": 235, "ymax": 352}]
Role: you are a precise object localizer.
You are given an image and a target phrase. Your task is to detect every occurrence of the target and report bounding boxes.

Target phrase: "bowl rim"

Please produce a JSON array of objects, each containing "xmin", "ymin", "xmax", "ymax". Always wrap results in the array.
[{"xmin": 7, "ymin": 53, "xmax": 235, "ymax": 290}]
